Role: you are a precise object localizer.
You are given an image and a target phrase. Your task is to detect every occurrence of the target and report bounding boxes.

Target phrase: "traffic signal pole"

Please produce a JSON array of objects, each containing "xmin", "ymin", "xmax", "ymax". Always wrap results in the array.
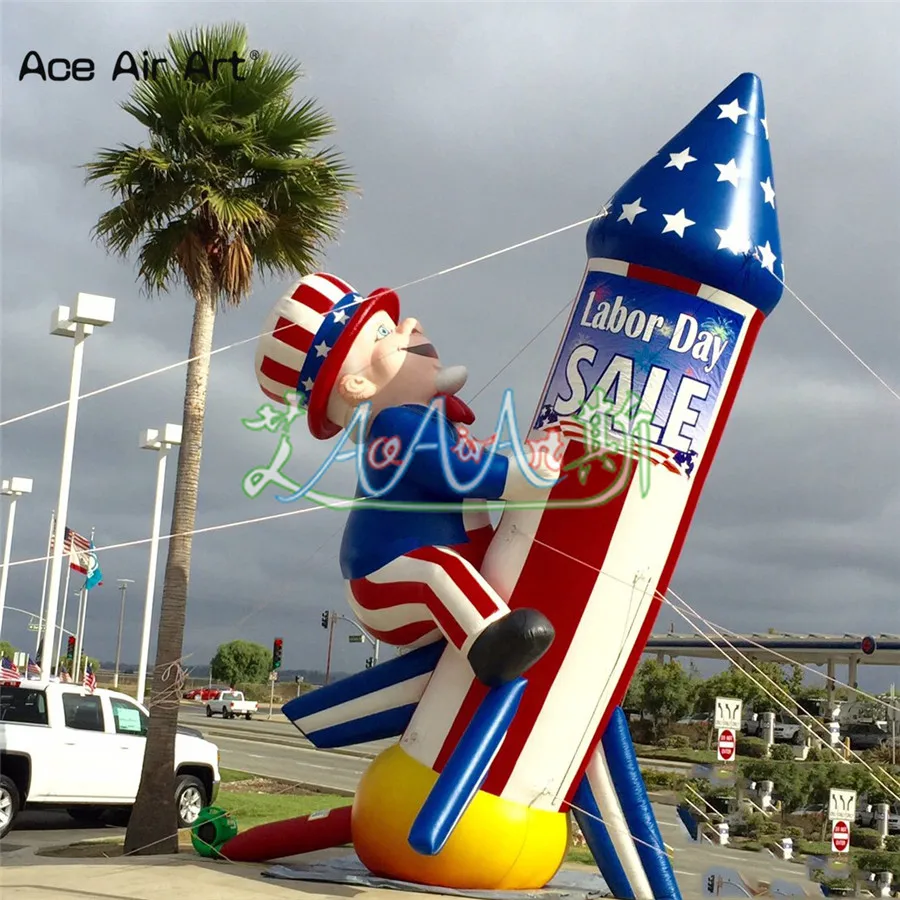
[{"xmin": 324, "ymin": 611, "xmax": 335, "ymax": 686}]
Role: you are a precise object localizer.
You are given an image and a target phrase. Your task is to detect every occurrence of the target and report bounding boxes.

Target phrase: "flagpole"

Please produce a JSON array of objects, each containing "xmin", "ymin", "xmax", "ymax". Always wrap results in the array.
[
  {"xmin": 54, "ymin": 563, "xmax": 72, "ymax": 673},
  {"xmin": 73, "ymin": 526, "xmax": 95, "ymax": 681},
  {"xmin": 35, "ymin": 510, "xmax": 55, "ymax": 657},
  {"xmin": 73, "ymin": 587, "xmax": 87, "ymax": 681}
]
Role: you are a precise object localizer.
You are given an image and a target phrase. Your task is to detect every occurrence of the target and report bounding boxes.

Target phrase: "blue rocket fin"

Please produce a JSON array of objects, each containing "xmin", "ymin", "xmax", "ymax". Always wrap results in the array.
[
  {"xmin": 282, "ymin": 640, "xmax": 446, "ymax": 749},
  {"xmin": 408, "ymin": 677, "xmax": 527, "ymax": 856}
]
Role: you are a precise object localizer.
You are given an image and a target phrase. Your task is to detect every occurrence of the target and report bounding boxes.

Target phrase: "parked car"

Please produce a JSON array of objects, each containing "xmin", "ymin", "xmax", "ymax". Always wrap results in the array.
[
  {"xmin": 772, "ymin": 713, "xmax": 802, "ymax": 743},
  {"xmin": 206, "ymin": 690, "xmax": 258, "ymax": 720},
  {"xmin": 676, "ymin": 713, "xmax": 711, "ymax": 726},
  {"xmin": 0, "ymin": 680, "xmax": 220, "ymax": 839},
  {"xmin": 184, "ymin": 686, "xmax": 223, "ymax": 701},
  {"xmin": 858, "ymin": 800, "xmax": 900, "ymax": 832},
  {"xmin": 843, "ymin": 722, "xmax": 891, "ymax": 751}
]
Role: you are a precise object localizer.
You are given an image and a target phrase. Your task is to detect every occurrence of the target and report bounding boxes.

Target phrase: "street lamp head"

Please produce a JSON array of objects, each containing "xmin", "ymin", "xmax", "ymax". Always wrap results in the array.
[
  {"xmin": 140, "ymin": 423, "xmax": 182, "ymax": 451},
  {"xmin": 72, "ymin": 293, "xmax": 116, "ymax": 327},
  {"xmin": 117, "ymin": 578, "xmax": 136, "ymax": 586},
  {"xmin": 50, "ymin": 306, "xmax": 88, "ymax": 338},
  {"xmin": 1, "ymin": 476, "xmax": 33, "ymax": 496}
]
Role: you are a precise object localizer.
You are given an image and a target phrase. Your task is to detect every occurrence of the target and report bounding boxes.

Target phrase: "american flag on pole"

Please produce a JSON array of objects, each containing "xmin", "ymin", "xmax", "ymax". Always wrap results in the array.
[
  {"xmin": 83, "ymin": 662, "xmax": 96, "ymax": 694},
  {"xmin": 26, "ymin": 656, "xmax": 42, "ymax": 679},
  {"xmin": 0, "ymin": 657, "xmax": 22, "ymax": 686},
  {"xmin": 50, "ymin": 527, "xmax": 92, "ymax": 574}
]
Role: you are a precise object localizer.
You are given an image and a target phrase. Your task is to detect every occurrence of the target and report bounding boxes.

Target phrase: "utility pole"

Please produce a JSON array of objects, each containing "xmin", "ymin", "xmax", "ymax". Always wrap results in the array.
[
  {"xmin": 114, "ymin": 579, "xmax": 135, "ymax": 689},
  {"xmin": 891, "ymin": 684, "xmax": 897, "ymax": 767}
]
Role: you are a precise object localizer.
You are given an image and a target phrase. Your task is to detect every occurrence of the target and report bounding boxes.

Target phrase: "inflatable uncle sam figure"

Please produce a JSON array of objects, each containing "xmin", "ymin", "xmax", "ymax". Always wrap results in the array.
[{"xmin": 255, "ymin": 273, "xmax": 560, "ymax": 686}]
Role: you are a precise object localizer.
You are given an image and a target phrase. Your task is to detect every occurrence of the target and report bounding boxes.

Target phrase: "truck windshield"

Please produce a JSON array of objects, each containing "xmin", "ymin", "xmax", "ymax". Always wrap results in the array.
[{"xmin": 0, "ymin": 686, "xmax": 49, "ymax": 724}]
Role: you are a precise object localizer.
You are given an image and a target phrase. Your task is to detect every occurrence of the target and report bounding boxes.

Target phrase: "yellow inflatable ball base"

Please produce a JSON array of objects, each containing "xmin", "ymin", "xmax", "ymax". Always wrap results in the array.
[{"xmin": 351, "ymin": 744, "xmax": 569, "ymax": 890}]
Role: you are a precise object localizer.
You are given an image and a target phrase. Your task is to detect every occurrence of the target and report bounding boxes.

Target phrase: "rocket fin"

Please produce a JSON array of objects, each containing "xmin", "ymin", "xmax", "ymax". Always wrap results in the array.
[{"xmin": 282, "ymin": 640, "xmax": 445, "ymax": 749}]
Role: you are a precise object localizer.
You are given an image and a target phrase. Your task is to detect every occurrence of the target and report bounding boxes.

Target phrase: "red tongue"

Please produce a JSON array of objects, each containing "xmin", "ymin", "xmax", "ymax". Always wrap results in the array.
[{"xmin": 436, "ymin": 393, "xmax": 476, "ymax": 425}]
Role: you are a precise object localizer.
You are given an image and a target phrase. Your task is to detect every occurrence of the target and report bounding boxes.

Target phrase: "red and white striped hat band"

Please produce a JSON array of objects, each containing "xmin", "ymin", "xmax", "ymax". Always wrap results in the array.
[{"xmin": 254, "ymin": 273, "xmax": 401, "ymax": 440}]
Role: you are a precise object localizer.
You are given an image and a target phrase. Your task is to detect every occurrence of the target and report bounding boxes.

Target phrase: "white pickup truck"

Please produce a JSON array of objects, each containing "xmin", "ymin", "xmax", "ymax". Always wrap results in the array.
[
  {"xmin": 205, "ymin": 690, "xmax": 258, "ymax": 720},
  {"xmin": 0, "ymin": 680, "xmax": 221, "ymax": 839}
]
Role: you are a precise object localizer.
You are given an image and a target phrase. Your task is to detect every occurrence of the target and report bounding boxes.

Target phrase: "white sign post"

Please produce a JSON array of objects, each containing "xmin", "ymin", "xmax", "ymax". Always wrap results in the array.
[
  {"xmin": 714, "ymin": 697, "xmax": 743, "ymax": 731},
  {"xmin": 829, "ymin": 788, "xmax": 857, "ymax": 822}
]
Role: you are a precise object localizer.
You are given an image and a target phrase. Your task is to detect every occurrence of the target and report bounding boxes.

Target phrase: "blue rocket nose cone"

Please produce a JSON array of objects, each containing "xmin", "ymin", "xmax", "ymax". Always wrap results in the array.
[{"xmin": 588, "ymin": 72, "xmax": 783, "ymax": 316}]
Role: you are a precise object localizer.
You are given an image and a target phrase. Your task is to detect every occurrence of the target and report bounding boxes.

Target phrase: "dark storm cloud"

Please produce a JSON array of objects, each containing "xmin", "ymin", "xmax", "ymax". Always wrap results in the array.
[{"xmin": 2, "ymin": 2, "xmax": 898, "ymax": 689}]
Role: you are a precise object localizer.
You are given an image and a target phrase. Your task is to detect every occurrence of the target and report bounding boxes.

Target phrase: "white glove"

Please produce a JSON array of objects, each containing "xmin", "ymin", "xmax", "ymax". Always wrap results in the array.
[{"xmin": 499, "ymin": 450, "xmax": 559, "ymax": 501}]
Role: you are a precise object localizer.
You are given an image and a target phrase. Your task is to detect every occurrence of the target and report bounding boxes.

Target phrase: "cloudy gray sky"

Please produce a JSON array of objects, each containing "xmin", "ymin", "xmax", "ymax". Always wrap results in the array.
[{"xmin": 2, "ymin": 2, "xmax": 898, "ymax": 692}]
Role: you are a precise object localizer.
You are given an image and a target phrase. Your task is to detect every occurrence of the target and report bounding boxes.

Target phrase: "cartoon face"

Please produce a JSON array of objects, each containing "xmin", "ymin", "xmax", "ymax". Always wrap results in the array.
[{"xmin": 334, "ymin": 311, "xmax": 448, "ymax": 413}]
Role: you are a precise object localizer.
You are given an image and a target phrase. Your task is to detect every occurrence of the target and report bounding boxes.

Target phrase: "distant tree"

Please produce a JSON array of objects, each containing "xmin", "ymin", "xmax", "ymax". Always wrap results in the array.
[
  {"xmin": 695, "ymin": 662, "xmax": 797, "ymax": 713},
  {"xmin": 633, "ymin": 659, "xmax": 697, "ymax": 737},
  {"xmin": 0, "ymin": 640, "xmax": 18, "ymax": 660},
  {"xmin": 210, "ymin": 640, "xmax": 271, "ymax": 688}
]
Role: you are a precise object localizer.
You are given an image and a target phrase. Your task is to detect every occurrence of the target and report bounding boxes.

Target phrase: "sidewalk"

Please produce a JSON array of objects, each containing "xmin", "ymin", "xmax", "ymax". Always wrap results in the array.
[{"xmin": 0, "ymin": 847, "xmax": 443, "ymax": 899}]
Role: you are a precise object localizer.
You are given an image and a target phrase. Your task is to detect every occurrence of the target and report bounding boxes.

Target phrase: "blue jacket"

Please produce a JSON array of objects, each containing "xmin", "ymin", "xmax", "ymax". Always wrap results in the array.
[{"xmin": 339, "ymin": 404, "xmax": 510, "ymax": 580}]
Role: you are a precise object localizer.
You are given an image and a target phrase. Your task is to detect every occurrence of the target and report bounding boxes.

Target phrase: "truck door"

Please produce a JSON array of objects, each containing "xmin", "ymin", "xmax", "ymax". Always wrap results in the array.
[{"xmin": 47, "ymin": 691, "xmax": 114, "ymax": 800}]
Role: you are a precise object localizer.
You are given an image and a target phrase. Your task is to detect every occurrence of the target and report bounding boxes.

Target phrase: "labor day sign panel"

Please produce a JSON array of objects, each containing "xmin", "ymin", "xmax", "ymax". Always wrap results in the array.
[{"xmin": 535, "ymin": 265, "xmax": 749, "ymax": 474}]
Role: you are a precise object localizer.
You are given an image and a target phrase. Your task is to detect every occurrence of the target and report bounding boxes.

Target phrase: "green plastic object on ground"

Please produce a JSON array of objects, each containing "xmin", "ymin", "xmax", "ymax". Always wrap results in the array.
[{"xmin": 191, "ymin": 806, "xmax": 238, "ymax": 858}]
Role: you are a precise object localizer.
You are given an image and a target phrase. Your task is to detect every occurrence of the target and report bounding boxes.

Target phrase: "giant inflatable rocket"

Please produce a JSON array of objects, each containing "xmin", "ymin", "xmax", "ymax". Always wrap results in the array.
[{"xmin": 223, "ymin": 72, "xmax": 783, "ymax": 898}]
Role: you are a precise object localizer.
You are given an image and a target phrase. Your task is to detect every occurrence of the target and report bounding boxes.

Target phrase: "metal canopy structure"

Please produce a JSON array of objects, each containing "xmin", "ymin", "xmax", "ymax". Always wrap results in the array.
[
  {"xmin": 646, "ymin": 632, "xmax": 899, "ymax": 666},
  {"xmin": 645, "ymin": 633, "xmax": 900, "ymax": 697}
]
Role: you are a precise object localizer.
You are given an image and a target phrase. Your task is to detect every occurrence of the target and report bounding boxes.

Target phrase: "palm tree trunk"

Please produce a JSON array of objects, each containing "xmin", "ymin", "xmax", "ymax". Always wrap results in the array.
[{"xmin": 124, "ymin": 290, "xmax": 217, "ymax": 855}]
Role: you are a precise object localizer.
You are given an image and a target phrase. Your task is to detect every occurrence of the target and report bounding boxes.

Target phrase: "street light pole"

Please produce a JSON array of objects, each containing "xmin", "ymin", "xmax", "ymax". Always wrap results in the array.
[
  {"xmin": 0, "ymin": 477, "xmax": 33, "ymax": 640},
  {"xmin": 42, "ymin": 295, "xmax": 115, "ymax": 674},
  {"xmin": 114, "ymin": 579, "xmax": 135, "ymax": 689},
  {"xmin": 136, "ymin": 424, "xmax": 181, "ymax": 705}
]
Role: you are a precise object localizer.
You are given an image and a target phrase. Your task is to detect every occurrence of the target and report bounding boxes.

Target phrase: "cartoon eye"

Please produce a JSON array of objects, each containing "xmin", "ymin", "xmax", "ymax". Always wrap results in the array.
[{"xmin": 375, "ymin": 324, "xmax": 392, "ymax": 341}]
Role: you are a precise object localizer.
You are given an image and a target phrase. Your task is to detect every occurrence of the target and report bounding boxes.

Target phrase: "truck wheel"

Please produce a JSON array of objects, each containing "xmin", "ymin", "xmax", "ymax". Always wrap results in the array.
[
  {"xmin": 175, "ymin": 775, "xmax": 207, "ymax": 828},
  {"xmin": 0, "ymin": 774, "xmax": 21, "ymax": 840},
  {"xmin": 245, "ymin": 713, "xmax": 252, "ymax": 720},
  {"xmin": 206, "ymin": 706, "xmax": 212, "ymax": 718}
]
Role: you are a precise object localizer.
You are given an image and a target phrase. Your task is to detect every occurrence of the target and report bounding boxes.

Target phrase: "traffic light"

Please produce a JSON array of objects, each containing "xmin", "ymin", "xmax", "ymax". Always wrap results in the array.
[
  {"xmin": 272, "ymin": 637, "xmax": 283, "ymax": 670},
  {"xmin": 66, "ymin": 636, "xmax": 75, "ymax": 659},
  {"xmin": 365, "ymin": 657, "xmax": 374, "ymax": 669},
  {"xmin": 321, "ymin": 611, "xmax": 330, "ymax": 629}
]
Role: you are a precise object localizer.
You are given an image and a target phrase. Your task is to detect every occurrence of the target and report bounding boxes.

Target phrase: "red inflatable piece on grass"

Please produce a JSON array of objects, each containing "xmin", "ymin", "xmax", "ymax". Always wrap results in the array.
[{"xmin": 219, "ymin": 804, "xmax": 353, "ymax": 862}]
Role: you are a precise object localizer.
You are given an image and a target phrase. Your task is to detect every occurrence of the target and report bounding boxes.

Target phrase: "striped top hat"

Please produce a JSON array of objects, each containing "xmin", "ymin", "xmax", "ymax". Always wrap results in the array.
[{"xmin": 255, "ymin": 272, "xmax": 400, "ymax": 440}]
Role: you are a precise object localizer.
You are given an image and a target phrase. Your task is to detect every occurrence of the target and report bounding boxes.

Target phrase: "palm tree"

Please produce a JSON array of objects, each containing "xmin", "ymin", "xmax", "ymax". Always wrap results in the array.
[{"xmin": 84, "ymin": 23, "xmax": 355, "ymax": 854}]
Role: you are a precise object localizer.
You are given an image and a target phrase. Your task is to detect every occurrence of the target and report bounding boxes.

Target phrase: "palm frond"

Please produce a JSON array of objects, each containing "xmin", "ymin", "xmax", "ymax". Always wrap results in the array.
[{"xmin": 84, "ymin": 21, "xmax": 355, "ymax": 305}]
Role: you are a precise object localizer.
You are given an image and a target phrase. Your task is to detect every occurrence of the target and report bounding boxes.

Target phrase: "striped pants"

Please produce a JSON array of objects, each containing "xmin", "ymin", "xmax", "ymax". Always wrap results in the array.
[{"xmin": 345, "ymin": 507, "xmax": 504, "ymax": 653}]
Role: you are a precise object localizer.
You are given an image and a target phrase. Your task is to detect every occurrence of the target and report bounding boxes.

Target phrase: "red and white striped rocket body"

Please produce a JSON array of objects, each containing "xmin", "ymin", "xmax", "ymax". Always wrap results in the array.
[{"xmin": 399, "ymin": 257, "xmax": 766, "ymax": 812}]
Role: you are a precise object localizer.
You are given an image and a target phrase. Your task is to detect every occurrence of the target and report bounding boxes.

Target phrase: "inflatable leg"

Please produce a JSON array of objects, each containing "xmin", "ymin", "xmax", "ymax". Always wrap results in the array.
[{"xmin": 601, "ymin": 708, "xmax": 682, "ymax": 900}]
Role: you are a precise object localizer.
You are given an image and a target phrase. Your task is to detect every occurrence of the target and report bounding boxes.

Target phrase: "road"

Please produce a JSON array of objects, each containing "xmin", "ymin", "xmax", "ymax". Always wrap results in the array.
[{"xmin": 179, "ymin": 702, "xmax": 694, "ymax": 772}]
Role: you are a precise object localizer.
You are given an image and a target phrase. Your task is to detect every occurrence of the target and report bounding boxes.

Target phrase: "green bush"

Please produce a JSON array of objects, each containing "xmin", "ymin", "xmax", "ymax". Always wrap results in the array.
[
  {"xmin": 854, "ymin": 849, "xmax": 900, "ymax": 880},
  {"xmin": 770, "ymin": 744, "xmax": 795, "ymax": 761},
  {"xmin": 642, "ymin": 770, "xmax": 688, "ymax": 792},
  {"xmin": 628, "ymin": 719, "xmax": 655, "ymax": 745},
  {"xmin": 851, "ymin": 827, "xmax": 884, "ymax": 850},
  {"xmin": 885, "ymin": 836, "xmax": 900, "ymax": 853},
  {"xmin": 737, "ymin": 736, "xmax": 769, "ymax": 759},
  {"xmin": 783, "ymin": 825, "xmax": 804, "ymax": 839},
  {"xmin": 658, "ymin": 734, "xmax": 692, "ymax": 750}
]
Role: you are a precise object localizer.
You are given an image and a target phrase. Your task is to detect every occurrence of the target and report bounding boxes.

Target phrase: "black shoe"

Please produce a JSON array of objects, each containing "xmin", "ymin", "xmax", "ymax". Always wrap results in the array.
[{"xmin": 467, "ymin": 608, "xmax": 555, "ymax": 687}]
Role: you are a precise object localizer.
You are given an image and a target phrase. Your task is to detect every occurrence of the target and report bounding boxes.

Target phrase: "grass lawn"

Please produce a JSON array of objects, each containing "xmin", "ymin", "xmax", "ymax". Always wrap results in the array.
[{"xmin": 633, "ymin": 745, "xmax": 718, "ymax": 763}]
